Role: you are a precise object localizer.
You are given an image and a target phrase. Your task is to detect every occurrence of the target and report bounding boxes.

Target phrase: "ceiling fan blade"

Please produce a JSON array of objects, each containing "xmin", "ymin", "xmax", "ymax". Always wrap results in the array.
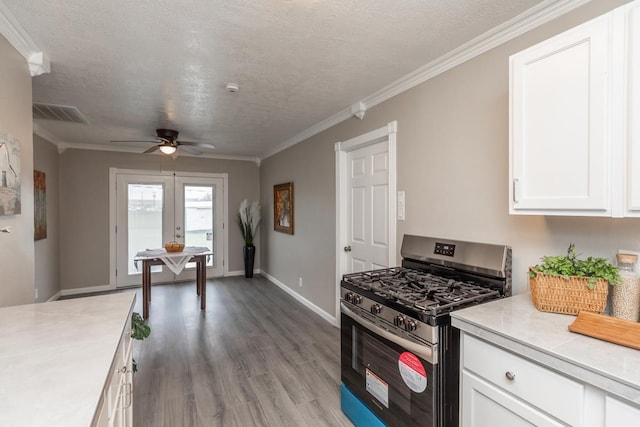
[
  {"xmin": 143, "ymin": 145, "xmax": 160, "ymax": 154},
  {"xmin": 179, "ymin": 145, "xmax": 203, "ymax": 156},
  {"xmin": 179, "ymin": 141, "xmax": 215, "ymax": 149},
  {"xmin": 110, "ymin": 140, "xmax": 156, "ymax": 143}
]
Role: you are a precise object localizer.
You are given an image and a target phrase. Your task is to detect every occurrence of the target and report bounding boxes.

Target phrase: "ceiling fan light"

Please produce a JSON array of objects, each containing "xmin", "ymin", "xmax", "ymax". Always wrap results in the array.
[{"xmin": 159, "ymin": 145, "xmax": 177, "ymax": 155}]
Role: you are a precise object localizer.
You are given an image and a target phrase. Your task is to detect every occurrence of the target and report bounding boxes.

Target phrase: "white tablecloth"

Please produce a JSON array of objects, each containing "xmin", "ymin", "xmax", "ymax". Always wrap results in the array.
[{"xmin": 134, "ymin": 246, "xmax": 211, "ymax": 275}]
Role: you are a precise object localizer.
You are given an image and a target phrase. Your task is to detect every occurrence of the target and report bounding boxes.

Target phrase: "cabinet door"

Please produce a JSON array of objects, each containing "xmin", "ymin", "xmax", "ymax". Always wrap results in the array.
[
  {"xmin": 461, "ymin": 371, "xmax": 565, "ymax": 427},
  {"xmin": 626, "ymin": 3, "xmax": 640, "ymax": 214},
  {"xmin": 605, "ymin": 396, "xmax": 640, "ymax": 427},
  {"xmin": 510, "ymin": 14, "xmax": 611, "ymax": 215},
  {"xmin": 605, "ymin": 396, "xmax": 640, "ymax": 425}
]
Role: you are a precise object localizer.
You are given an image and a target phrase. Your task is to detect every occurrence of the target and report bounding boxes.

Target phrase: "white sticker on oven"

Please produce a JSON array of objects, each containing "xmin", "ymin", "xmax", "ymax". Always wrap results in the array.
[
  {"xmin": 365, "ymin": 368, "xmax": 389, "ymax": 408},
  {"xmin": 398, "ymin": 352, "xmax": 427, "ymax": 393}
]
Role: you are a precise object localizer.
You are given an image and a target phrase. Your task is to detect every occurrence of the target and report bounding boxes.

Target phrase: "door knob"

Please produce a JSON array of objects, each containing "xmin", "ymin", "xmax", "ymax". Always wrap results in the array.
[
  {"xmin": 344, "ymin": 246, "xmax": 352, "ymax": 252},
  {"xmin": 176, "ymin": 234, "xmax": 183, "ymax": 238}
]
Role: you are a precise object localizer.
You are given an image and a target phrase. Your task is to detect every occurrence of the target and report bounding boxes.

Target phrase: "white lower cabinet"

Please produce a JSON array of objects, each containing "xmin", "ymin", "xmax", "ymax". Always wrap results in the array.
[
  {"xmin": 605, "ymin": 396, "xmax": 640, "ymax": 426},
  {"xmin": 462, "ymin": 334, "xmax": 580, "ymax": 426},
  {"xmin": 460, "ymin": 333, "xmax": 640, "ymax": 427},
  {"xmin": 94, "ymin": 323, "xmax": 133, "ymax": 427},
  {"xmin": 462, "ymin": 371, "xmax": 565, "ymax": 427}
]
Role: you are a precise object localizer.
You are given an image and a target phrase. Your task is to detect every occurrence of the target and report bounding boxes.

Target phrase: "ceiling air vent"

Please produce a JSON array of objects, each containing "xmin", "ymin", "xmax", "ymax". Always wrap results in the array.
[{"xmin": 32, "ymin": 103, "xmax": 89, "ymax": 124}]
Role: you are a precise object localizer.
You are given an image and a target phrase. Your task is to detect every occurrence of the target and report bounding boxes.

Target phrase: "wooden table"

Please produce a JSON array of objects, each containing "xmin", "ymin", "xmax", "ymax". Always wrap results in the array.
[{"xmin": 134, "ymin": 251, "xmax": 211, "ymax": 319}]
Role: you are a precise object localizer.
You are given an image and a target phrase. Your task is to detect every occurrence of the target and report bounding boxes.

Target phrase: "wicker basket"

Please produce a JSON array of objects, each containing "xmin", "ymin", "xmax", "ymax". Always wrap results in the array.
[
  {"xmin": 529, "ymin": 268, "xmax": 609, "ymax": 315},
  {"xmin": 164, "ymin": 242, "xmax": 185, "ymax": 253}
]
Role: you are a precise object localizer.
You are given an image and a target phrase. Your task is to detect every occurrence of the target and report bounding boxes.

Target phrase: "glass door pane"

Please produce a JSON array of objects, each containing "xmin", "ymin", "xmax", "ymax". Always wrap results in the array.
[
  {"xmin": 184, "ymin": 185, "xmax": 214, "ymax": 267},
  {"xmin": 127, "ymin": 184, "xmax": 164, "ymax": 274},
  {"xmin": 116, "ymin": 173, "xmax": 174, "ymax": 287},
  {"xmin": 174, "ymin": 176, "xmax": 224, "ymax": 279}
]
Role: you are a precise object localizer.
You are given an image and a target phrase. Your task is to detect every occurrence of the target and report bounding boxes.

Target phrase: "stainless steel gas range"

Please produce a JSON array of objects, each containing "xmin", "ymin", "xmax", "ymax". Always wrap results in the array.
[{"xmin": 340, "ymin": 234, "xmax": 512, "ymax": 427}]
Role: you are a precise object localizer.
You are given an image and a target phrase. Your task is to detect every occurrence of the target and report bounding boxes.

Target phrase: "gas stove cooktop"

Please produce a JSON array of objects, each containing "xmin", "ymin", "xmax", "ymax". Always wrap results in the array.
[{"xmin": 342, "ymin": 267, "xmax": 500, "ymax": 317}]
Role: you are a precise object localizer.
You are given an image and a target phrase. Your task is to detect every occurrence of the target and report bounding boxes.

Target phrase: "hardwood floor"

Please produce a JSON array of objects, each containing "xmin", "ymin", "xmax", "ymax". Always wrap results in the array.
[{"xmin": 129, "ymin": 275, "xmax": 354, "ymax": 427}]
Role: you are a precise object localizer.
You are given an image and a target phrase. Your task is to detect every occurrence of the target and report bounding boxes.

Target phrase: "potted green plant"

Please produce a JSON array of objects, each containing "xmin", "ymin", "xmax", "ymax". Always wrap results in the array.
[
  {"xmin": 238, "ymin": 199, "xmax": 261, "ymax": 278},
  {"xmin": 529, "ymin": 244, "xmax": 621, "ymax": 315},
  {"xmin": 131, "ymin": 312, "xmax": 151, "ymax": 372}
]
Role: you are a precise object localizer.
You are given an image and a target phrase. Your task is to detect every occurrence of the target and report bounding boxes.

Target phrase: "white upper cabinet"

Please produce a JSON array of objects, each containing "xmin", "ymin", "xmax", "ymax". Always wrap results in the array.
[
  {"xmin": 625, "ymin": 3, "xmax": 640, "ymax": 216},
  {"xmin": 510, "ymin": 1, "xmax": 640, "ymax": 217}
]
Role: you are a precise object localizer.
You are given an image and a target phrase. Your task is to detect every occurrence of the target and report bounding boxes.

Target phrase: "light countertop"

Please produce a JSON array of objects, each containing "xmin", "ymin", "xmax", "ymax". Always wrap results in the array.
[
  {"xmin": 0, "ymin": 292, "xmax": 136, "ymax": 426},
  {"xmin": 451, "ymin": 293, "xmax": 640, "ymax": 405}
]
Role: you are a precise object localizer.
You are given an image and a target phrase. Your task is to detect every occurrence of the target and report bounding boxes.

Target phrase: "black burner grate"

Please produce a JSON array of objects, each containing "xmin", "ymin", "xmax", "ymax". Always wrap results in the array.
[{"xmin": 343, "ymin": 267, "xmax": 499, "ymax": 316}]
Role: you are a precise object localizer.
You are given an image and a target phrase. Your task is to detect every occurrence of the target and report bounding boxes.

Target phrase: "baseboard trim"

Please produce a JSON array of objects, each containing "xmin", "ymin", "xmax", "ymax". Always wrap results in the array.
[
  {"xmin": 226, "ymin": 268, "xmax": 262, "ymax": 277},
  {"xmin": 60, "ymin": 284, "xmax": 115, "ymax": 297},
  {"xmin": 46, "ymin": 291, "xmax": 62, "ymax": 302},
  {"xmin": 262, "ymin": 272, "xmax": 339, "ymax": 327}
]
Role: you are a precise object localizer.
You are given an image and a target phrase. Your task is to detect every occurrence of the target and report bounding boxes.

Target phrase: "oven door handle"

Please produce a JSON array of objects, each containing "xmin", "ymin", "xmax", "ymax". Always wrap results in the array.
[{"xmin": 340, "ymin": 302, "xmax": 435, "ymax": 363}]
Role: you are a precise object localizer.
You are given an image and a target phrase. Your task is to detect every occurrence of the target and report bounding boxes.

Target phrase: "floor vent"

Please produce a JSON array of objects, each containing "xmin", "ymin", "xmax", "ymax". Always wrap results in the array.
[{"xmin": 33, "ymin": 103, "xmax": 89, "ymax": 124}]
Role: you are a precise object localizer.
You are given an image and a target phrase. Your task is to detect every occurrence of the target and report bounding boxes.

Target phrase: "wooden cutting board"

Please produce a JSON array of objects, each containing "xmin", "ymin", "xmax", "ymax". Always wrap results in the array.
[{"xmin": 568, "ymin": 311, "xmax": 640, "ymax": 350}]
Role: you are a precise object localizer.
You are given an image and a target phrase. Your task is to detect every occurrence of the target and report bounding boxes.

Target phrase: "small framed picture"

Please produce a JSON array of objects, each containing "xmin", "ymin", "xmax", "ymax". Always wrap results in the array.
[{"xmin": 274, "ymin": 182, "xmax": 294, "ymax": 234}]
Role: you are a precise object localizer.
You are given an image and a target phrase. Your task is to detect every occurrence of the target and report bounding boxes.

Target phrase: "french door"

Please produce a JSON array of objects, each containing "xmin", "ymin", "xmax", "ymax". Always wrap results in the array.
[{"xmin": 114, "ymin": 171, "xmax": 225, "ymax": 288}]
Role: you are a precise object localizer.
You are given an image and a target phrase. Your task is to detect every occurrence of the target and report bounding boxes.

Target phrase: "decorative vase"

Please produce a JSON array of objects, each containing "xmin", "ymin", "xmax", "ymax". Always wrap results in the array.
[{"xmin": 243, "ymin": 244, "xmax": 255, "ymax": 278}]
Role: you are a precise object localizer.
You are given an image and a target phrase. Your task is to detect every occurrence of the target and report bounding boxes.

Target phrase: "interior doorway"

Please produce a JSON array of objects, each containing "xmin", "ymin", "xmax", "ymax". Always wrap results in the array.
[{"xmin": 335, "ymin": 121, "xmax": 397, "ymax": 320}]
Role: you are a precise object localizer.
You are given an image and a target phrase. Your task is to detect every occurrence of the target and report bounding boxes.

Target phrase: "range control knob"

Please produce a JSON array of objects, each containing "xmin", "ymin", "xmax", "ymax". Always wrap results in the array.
[
  {"xmin": 344, "ymin": 292, "xmax": 354, "ymax": 303},
  {"xmin": 405, "ymin": 320, "xmax": 418, "ymax": 332},
  {"xmin": 393, "ymin": 315, "xmax": 406, "ymax": 327},
  {"xmin": 352, "ymin": 294, "xmax": 363, "ymax": 305},
  {"xmin": 370, "ymin": 304, "xmax": 382, "ymax": 314}
]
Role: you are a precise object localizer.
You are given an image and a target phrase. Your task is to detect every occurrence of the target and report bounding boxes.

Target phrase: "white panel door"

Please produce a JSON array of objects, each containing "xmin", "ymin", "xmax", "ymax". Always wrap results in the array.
[
  {"xmin": 510, "ymin": 14, "xmax": 611, "ymax": 214},
  {"xmin": 346, "ymin": 140, "xmax": 389, "ymax": 272}
]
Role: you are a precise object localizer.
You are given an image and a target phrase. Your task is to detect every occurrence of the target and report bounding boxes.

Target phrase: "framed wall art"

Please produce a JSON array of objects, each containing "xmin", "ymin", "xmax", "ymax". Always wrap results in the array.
[
  {"xmin": 274, "ymin": 182, "xmax": 294, "ymax": 234},
  {"xmin": 34, "ymin": 170, "xmax": 47, "ymax": 240},
  {"xmin": 0, "ymin": 131, "xmax": 21, "ymax": 215}
]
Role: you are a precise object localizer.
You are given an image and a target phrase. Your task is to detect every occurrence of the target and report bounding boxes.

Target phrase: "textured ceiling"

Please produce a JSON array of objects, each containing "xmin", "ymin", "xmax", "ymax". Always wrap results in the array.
[{"xmin": 3, "ymin": 0, "xmax": 545, "ymax": 158}]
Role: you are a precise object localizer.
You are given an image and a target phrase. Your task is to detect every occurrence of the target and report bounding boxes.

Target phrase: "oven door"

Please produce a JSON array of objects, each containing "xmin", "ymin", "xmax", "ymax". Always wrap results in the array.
[{"xmin": 340, "ymin": 302, "xmax": 438, "ymax": 427}]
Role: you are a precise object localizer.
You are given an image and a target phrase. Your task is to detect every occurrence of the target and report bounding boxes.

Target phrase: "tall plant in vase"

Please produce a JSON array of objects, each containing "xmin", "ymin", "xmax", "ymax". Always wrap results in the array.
[{"xmin": 238, "ymin": 199, "xmax": 261, "ymax": 278}]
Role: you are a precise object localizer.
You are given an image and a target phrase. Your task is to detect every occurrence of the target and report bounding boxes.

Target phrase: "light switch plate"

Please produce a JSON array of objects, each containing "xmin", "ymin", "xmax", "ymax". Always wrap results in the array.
[
  {"xmin": 397, "ymin": 191, "xmax": 405, "ymax": 205},
  {"xmin": 398, "ymin": 204, "xmax": 405, "ymax": 221}
]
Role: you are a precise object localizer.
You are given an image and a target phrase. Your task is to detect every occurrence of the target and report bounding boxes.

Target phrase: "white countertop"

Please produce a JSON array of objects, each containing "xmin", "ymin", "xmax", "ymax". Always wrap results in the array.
[
  {"xmin": 0, "ymin": 292, "xmax": 136, "ymax": 426},
  {"xmin": 451, "ymin": 293, "xmax": 640, "ymax": 405}
]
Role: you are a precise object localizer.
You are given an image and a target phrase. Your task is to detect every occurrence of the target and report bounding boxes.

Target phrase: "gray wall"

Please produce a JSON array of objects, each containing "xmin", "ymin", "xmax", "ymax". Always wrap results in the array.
[
  {"xmin": 0, "ymin": 35, "xmax": 35, "ymax": 307},
  {"xmin": 260, "ymin": 0, "xmax": 634, "ymax": 318},
  {"xmin": 59, "ymin": 149, "xmax": 259, "ymax": 290},
  {"xmin": 33, "ymin": 134, "xmax": 61, "ymax": 301},
  {"xmin": 261, "ymin": 134, "xmax": 336, "ymax": 314}
]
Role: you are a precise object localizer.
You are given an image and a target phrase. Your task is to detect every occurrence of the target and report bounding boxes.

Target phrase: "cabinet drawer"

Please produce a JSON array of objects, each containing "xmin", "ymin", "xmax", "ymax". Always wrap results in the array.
[{"xmin": 463, "ymin": 334, "xmax": 583, "ymax": 425}]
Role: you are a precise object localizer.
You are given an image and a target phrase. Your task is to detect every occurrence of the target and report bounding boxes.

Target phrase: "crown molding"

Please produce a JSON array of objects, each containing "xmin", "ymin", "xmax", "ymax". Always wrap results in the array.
[
  {"xmin": 33, "ymin": 123, "xmax": 64, "ymax": 147},
  {"xmin": 362, "ymin": 0, "xmax": 592, "ymax": 108},
  {"xmin": 0, "ymin": 0, "xmax": 50, "ymax": 76},
  {"xmin": 57, "ymin": 142, "xmax": 260, "ymax": 164},
  {"xmin": 261, "ymin": 107, "xmax": 355, "ymax": 160},
  {"xmin": 34, "ymin": 123, "xmax": 260, "ymax": 163},
  {"xmin": 260, "ymin": 0, "xmax": 592, "ymax": 161}
]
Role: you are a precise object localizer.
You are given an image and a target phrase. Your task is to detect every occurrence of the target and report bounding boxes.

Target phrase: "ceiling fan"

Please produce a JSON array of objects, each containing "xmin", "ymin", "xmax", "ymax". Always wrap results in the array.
[{"xmin": 111, "ymin": 128, "xmax": 214, "ymax": 156}]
